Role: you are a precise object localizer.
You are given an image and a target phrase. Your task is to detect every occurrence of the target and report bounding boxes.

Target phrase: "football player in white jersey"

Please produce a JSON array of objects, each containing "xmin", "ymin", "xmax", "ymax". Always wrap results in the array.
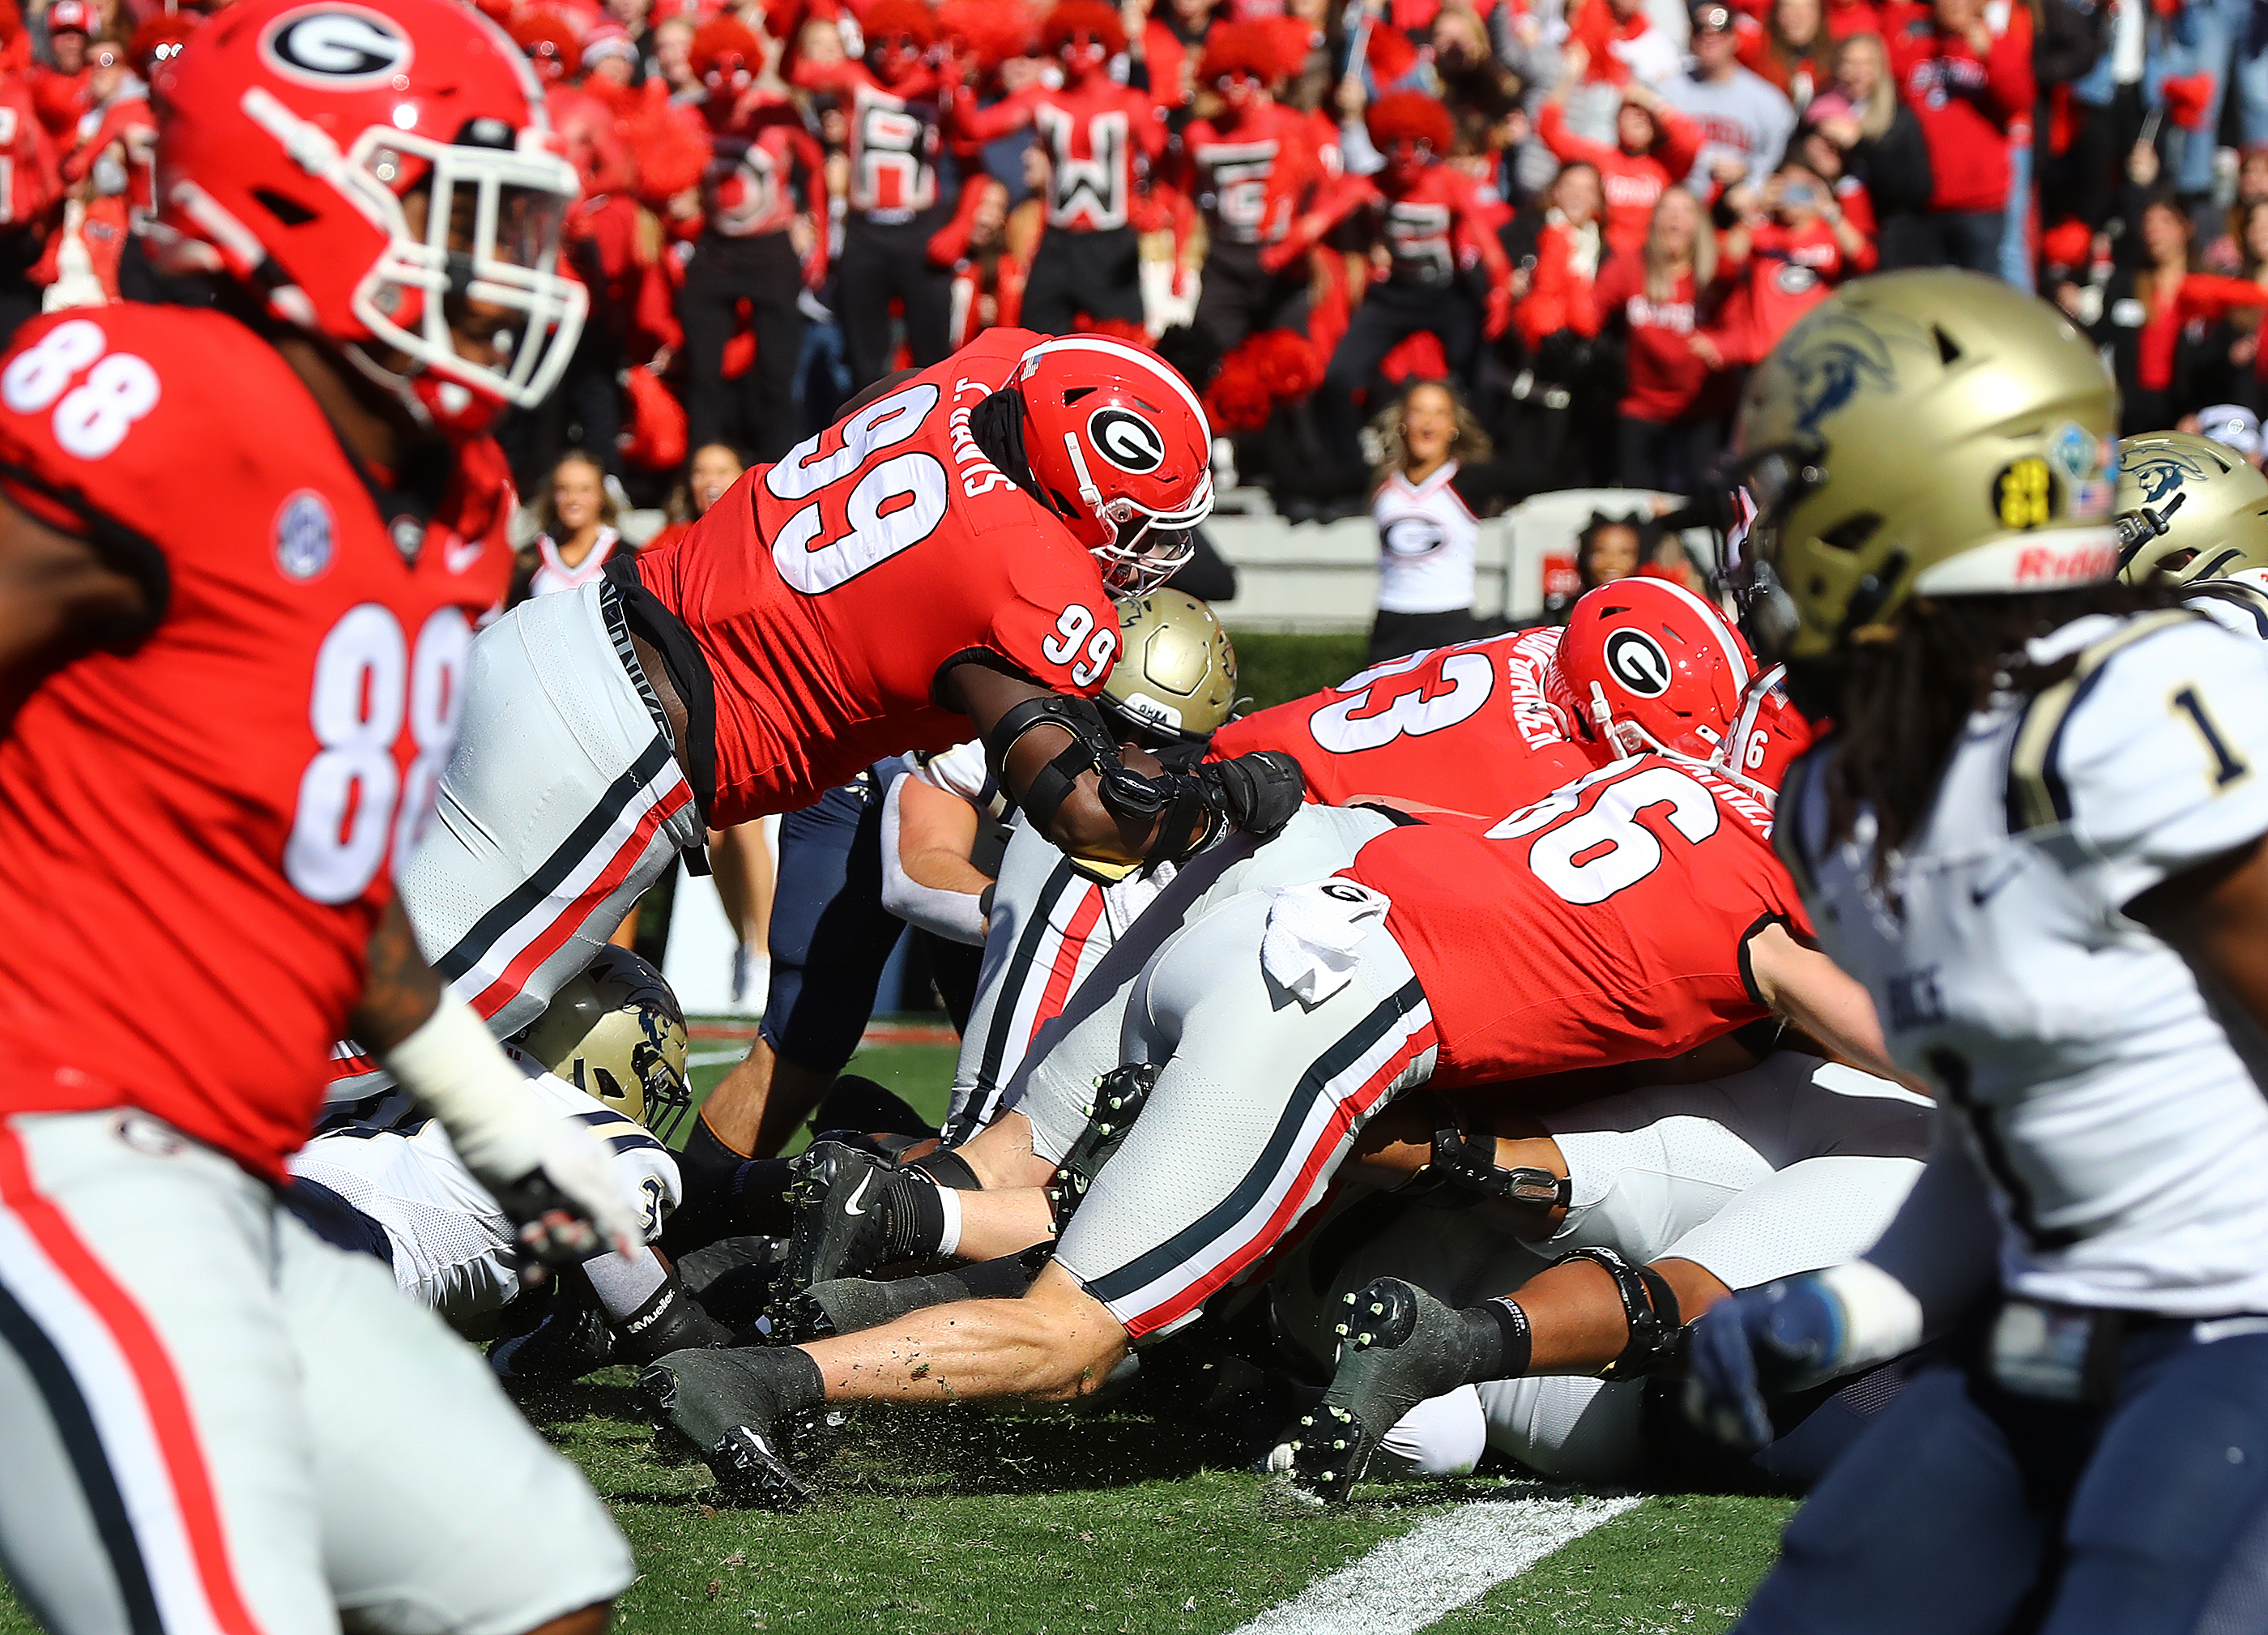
[
  {"xmin": 1685, "ymin": 269, "xmax": 2268, "ymax": 1633},
  {"xmin": 291, "ymin": 951, "xmax": 727, "ymax": 1367},
  {"xmin": 2110, "ymin": 429, "xmax": 2268, "ymax": 639}
]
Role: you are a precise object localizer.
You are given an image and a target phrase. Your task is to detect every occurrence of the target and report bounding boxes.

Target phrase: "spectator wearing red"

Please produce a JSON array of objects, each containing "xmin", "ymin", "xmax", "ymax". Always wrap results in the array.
[
  {"xmin": 949, "ymin": 2, "xmax": 1168, "ymax": 336},
  {"xmin": 1514, "ymin": 160, "xmax": 1606, "ymax": 353},
  {"xmin": 2093, "ymin": 180, "xmax": 2267, "ymax": 435},
  {"xmin": 1879, "ymin": 0, "xmax": 2031, "ymax": 272},
  {"xmin": 1562, "ymin": 0, "xmax": 1685, "ymax": 88},
  {"xmin": 1267, "ymin": 92, "xmax": 1514, "ymax": 468},
  {"xmin": 791, "ymin": 0, "xmax": 961, "ymax": 386},
  {"xmin": 1537, "ymin": 44, "xmax": 1703, "ymax": 264},
  {"xmin": 0, "ymin": 53, "xmax": 58, "ymax": 335},
  {"xmin": 1590, "ymin": 186, "xmax": 1724, "ymax": 491},
  {"xmin": 1823, "ymin": 0, "xmax": 1885, "ymax": 37},
  {"xmin": 1698, "ymin": 156, "xmax": 1873, "ymax": 368},
  {"xmin": 1742, "ymin": 0, "xmax": 1831, "ymax": 109},
  {"xmin": 28, "ymin": 0, "xmax": 90, "ymax": 141},
  {"xmin": 680, "ymin": 16, "xmax": 828, "ymax": 463},
  {"xmin": 1174, "ymin": 20, "xmax": 1330, "ymax": 356}
]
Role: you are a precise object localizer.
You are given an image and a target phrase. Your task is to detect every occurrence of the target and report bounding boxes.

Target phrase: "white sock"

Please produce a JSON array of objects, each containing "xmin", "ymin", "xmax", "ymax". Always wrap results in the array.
[
  {"xmin": 582, "ymin": 1245, "xmax": 670, "ymax": 1321},
  {"xmin": 935, "ymin": 1185, "xmax": 962, "ymax": 1258}
]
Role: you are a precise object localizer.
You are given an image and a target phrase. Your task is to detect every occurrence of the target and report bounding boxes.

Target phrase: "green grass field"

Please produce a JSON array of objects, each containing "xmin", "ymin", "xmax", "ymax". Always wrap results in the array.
[{"xmin": 0, "ymin": 1037, "xmax": 1797, "ymax": 1635}]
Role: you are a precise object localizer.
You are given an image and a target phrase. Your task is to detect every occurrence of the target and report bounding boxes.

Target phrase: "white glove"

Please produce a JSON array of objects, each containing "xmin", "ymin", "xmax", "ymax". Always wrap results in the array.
[{"xmin": 381, "ymin": 994, "xmax": 643, "ymax": 1264}]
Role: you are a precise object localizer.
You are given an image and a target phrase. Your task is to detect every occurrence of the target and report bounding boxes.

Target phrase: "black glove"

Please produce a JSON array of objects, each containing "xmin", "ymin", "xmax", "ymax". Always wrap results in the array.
[{"xmin": 1204, "ymin": 750, "xmax": 1306, "ymax": 839}]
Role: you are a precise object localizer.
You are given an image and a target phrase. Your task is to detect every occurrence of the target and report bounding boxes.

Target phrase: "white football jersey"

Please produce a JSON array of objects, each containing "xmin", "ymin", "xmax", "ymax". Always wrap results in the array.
[
  {"xmin": 288, "ymin": 1053, "xmax": 681, "ymax": 1325},
  {"xmin": 2182, "ymin": 577, "xmax": 2268, "ymax": 642},
  {"xmin": 1785, "ymin": 611, "xmax": 2268, "ymax": 1317}
]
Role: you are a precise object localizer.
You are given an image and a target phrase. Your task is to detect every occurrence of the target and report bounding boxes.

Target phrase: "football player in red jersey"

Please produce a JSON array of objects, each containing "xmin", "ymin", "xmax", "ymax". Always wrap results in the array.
[
  {"xmin": 377, "ymin": 329, "xmax": 1304, "ymax": 1172},
  {"xmin": 949, "ymin": 1, "xmax": 1168, "ymax": 336},
  {"xmin": 0, "ymin": 2, "xmax": 647, "ymax": 1630},
  {"xmin": 937, "ymin": 580, "xmax": 1742, "ymax": 1147},
  {"xmin": 640, "ymin": 672, "xmax": 1895, "ymax": 1507}
]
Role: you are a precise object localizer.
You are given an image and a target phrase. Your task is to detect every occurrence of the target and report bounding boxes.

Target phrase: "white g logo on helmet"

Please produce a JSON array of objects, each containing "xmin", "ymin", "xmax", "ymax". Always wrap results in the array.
[
  {"xmin": 263, "ymin": 6, "xmax": 414, "ymax": 85},
  {"xmin": 1604, "ymin": 630, "xmax": 1673, "ymax": 697},
  {"xmin": 1087, "ymin": 406, "xmax": 1166, "ymax": 475}
]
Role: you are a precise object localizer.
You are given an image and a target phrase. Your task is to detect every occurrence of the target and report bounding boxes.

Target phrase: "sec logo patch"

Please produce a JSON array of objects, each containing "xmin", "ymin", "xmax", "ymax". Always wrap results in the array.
[{"xmin": 274, "ymin": 491, "xmax": 335, "ymax": 583}]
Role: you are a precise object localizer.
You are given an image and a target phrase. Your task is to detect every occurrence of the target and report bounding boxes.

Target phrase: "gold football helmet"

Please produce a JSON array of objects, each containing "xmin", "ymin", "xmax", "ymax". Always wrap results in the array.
[
  {"xmin": 1733, "ymin": 270, "xmax": 2121, "ymax": 660},
  {"xmin": 514, "ymin": 948, "xmax": 693, "ymax": 1142},
  {"xmin": 1100, "ymin": 591, "xmax": 1240, "ymax": 751},
  {"xmin": 2112, "ymin": 431, "xmax": 2268, "ymax": 585}
]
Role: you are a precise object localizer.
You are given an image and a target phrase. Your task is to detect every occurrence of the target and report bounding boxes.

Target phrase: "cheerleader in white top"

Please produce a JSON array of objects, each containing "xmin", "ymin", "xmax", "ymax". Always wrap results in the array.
[{"xmin": 514, "ymin": 448, "xmax": 627, "ymax": 606}]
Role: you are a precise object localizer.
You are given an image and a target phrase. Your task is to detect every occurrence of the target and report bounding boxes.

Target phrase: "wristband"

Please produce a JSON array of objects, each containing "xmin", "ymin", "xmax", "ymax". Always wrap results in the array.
[
  {"xmin": 378, "ymin": 992, "xmax": 548, "ymax": 1180},
  {"xmin": 1816, "ymin": 1259, "xmax": 1925, "ymax": 1372}
]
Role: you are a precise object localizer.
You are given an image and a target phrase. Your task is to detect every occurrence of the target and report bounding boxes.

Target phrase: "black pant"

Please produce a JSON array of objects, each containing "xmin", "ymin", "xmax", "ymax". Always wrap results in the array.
[
  {"xmin": 1617, "ymin": 412, "xmax": 1724, "ymax": 496},
  {"xmin": 1192, "ymin": 237, "xmax": 1310, "ymax": 356},
  {"xmin": 1367, "ymin": 606, "xmax": 1481, "ymax": 664},
  {"xmin": 1879, "ymin": 208, "xmax": 2006, "ymax": 274},
  {"xmin": 680, "ymin": 230, "xmax": 805, "ymax": 464},
  {"xmin": 500, "ymin": 314, "xmax": 625, "ymax": 493},
  {"xmin": 1021, "ymin": 225, "xmax": 1145, "ymax": 336},
  {"xmin": 1322, "ymin": 278, "xmax": 1485, "ymax": 467},
  {"xmin": 837, "ymin": 210, "xmax": 957, "ymax": 390}
]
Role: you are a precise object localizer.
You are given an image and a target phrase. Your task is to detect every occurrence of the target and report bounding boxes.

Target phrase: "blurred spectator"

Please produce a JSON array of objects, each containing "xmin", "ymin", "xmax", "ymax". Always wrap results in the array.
[
  {"xmin": 1745, "ymin": 0, "xmax": 1832, "ymax": 109},
  {"xmin": 0, "ymin": 60, "xmax": 55, "ymax": 335},
  {"xmin": 2192, "ymin": 402, "xmax": 2265, "ymax": 462},
  {"xmin": 1274, "ymin": 92, "xmax": 1511, "ymax": 467},
  {"xmin": 28, "ymin": 0, "xmax": 90, "ymax": 143},
  {"xmin": 1879, "ymin": 0, "xmax": 2031, "ymax": 272},
  {"xmin": 1365, "ymin": 381, "xmax": 1491, "ymax": 662},
  {"xmin": 1801, "ymin": 35, "xmax": 1931, "ymax": 237},
  {"xmin": 1562, "ymin": 0, "xmax": 1687, "ymax": 92},
  {"xmin": 949, "ymin": 2, "xmax": 1166, "ymax": 335},
  {"xmin": 1593, "ymin": 187, "xmax": 1724, "ymax": 491},
  {"xmin": 1176, "ymin": 21, "xmax": 1330, "ymax": 356},
  {"xmin": 512, "ymin": 450, "xmax": 628, "ymax": 607},
  {"xmin": 646, "ymin": 442, "xmax": 748, "ymax": 554},
  {"xmin": 1665, "ymin": 2, "xmax": 1797, "ymax": 191},
  {"xmin": 792, "ymin": 0, "xmax": 959, "ymax": 387},
  {"xmin": 1575, "ymin": 509, "xmax": 1648, "ymax": 591},
  {"xmin": 1538, "ymin": 46, "xmax": 1704, "ymax": 262},
  {"xmin": 680, "ymin": 17, "xmax": 828, "ymax": 463},
  {"xmin": 2095, "ymin": 160, "xmax": 2267, "ymax": 433},
  {"xmin": 1699, "ymin": 155, "xmax": 1874, "ymax": 365},
  {"xmin": 1513, "ymin": 160, "xmax": 1606, "ymax": 352}
]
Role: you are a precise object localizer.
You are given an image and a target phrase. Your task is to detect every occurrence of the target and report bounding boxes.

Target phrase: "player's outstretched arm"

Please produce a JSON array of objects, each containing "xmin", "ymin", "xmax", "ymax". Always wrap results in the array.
[
  {"xmin": 1741, "ymin": 922, "xmax": 1925, "ymax": 1094},
  {"xmin": 0, "ymin": 490, "xmax": 154, "ymax": 733},
  {"xmin": 352, "ymin": 899, "xmax": 643, "ymax": 1265},
  {"xmin": 947, "ymin": 659, "xmax": 1305, "ymax": 864}
]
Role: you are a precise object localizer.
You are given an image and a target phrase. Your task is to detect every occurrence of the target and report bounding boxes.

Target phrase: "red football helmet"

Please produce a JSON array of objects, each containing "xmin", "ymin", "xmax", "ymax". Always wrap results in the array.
[
  {"xmin": 1707, "ymin": 664, "xmax": 1814, "ymax": 805},
  {"xmin": 1013, "ymin": 334, "xmax": 1215, "ymax": 595},
  {"xmin": 1558, "ymin": 577, "xmax": 1757, "ymax": 763},
  {"xmin": 511, "ymin": 11, "xmax": 583, "ymax": 84},
  {"xmin": 149, "ymin": 0, "xmax": 588, "ymax": 435}
]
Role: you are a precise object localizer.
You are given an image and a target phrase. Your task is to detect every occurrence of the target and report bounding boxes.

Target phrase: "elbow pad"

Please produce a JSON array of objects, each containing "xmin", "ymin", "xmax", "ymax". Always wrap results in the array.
[{"xmin": 983, "ymin": 694, "xmax": 1219, "ymax": 862}]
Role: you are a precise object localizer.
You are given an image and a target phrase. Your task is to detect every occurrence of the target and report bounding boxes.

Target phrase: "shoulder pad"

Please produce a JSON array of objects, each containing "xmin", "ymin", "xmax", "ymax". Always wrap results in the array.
[
  {"xmin": 2183, "ymin": 579, "xmax": 2268, "ymax": 642},
  {"xmin": 2006, "ymin": 609, "xmax": 2198, "ymax": 835}
]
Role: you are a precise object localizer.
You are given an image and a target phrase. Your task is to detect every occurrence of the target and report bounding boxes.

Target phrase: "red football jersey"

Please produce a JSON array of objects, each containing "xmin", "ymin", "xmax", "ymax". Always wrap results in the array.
[
  {"xmin": 635, "ymin": 327, "xmax": 1120, "ymax": 826},
  {"xmin": 1345, "ymin": 754, "xmax": 1810, "ymax": 1088},
  {"xmin": 0, "ymin": 306, "xmax": 515, "ymax": 1180},
  {"xmin": 1206, "ymin": 628, "xmax": 1597, "ymax": 818}
]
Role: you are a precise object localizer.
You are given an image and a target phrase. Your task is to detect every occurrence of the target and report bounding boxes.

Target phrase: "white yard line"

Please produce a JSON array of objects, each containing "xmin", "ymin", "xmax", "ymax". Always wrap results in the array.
[
  {"xmin": 687, "ymin": 1048, "xmax": 752, "ymax": 1068},
  {"xmin": 1227, "ymin": 1492, "xmax": 1643, "ymax": 1635}
]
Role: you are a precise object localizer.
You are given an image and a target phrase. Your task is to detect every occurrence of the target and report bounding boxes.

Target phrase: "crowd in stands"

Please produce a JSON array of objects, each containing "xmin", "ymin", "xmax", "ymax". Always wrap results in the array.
[{"xmin": 16, "ymin": 0, "xmax": 2268, "ymax": 541}]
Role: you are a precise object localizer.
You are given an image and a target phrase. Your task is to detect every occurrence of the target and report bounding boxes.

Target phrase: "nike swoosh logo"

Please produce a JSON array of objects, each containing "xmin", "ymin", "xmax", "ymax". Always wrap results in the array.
[
  {"xmin": 442, "ymin": 534, "xmax": 484, "ymax": 575},
  {"xmin": 1971, "ymin": 862, "xmax": 2023, "ymax": 907},
  {"xmin": 841, "ymin": 1170, "xmax": 876, "ymax": 1217}
]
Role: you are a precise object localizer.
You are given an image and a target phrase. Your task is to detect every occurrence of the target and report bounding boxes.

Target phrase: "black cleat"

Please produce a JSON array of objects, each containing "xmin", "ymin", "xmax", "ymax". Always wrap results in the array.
[
  {"xmin": 639, "ymin": 1347, "xmax": 821, "ymax": 1510},
  {"xmin": 1046, "ymin": 1062, "xmax": 1158, "ymax": 1225},
  {"xmin": 781, "ymin": 1139, "xmax": 897, "ymax": 1291},
  {"xmin": 1275, "ymin": 1277, "xmax": 1477, "ymax": 1503}
]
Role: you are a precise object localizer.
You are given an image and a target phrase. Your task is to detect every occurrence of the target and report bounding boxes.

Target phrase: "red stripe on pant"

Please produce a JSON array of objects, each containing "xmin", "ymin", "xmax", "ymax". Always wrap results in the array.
[
  {"xmin": 1025, "ymin": 883, "xmax": 1106, "ymax": 1045},
  {"xmin": 1121, "ymin": 1022, "xmax": 1437, "ymax": 1340},
  {"xmin": 0, "ymin": 1120, "xmax": 269, "ymax": 1635},
  {"xmin": 467, "ymin": 783, "xmax": 693, "ymax": 1021}
]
